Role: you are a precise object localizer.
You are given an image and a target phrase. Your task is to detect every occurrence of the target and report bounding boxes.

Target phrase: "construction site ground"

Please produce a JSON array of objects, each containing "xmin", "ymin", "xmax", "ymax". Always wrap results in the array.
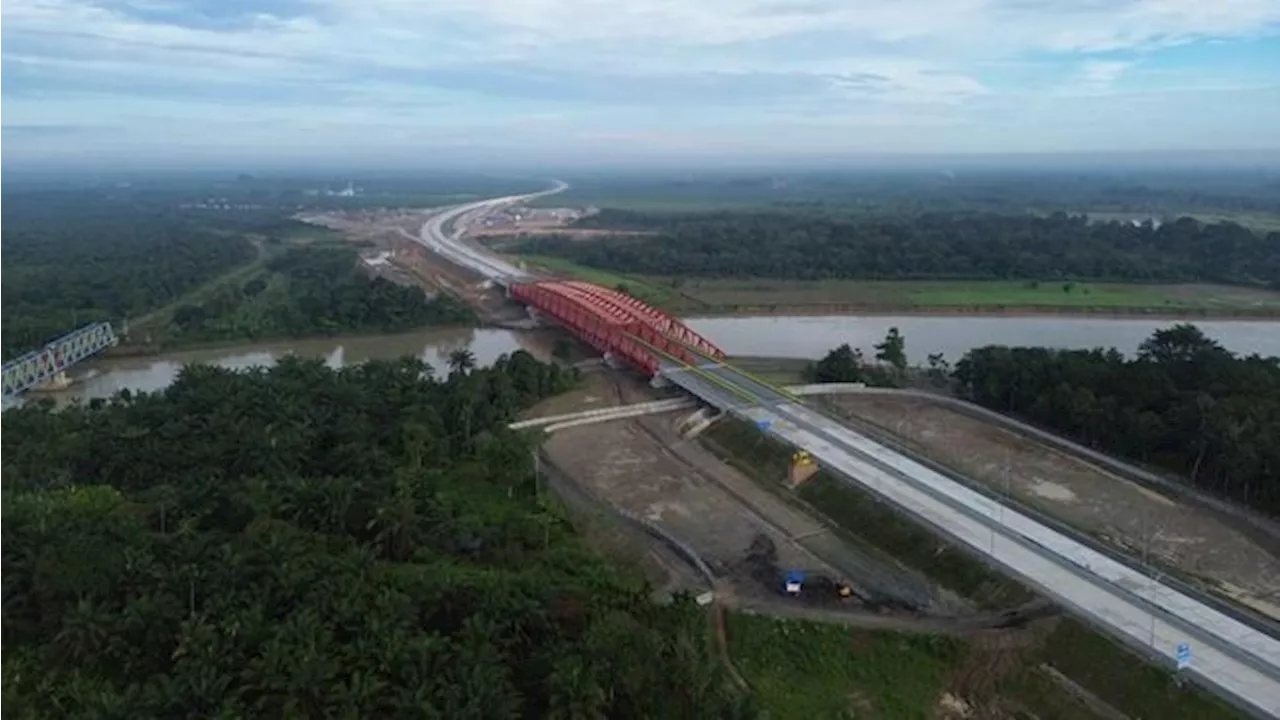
[
  {"xmin": 529, "ymin": 371, "xmax": 1242, "ymax": 720},
  {"xmin": 824, "ymin": 393, "xmax": 1280, "ymax": 620},
  {"xmin": 532, "ymin": 371, "xmax": 1028, "ymax": 625}
]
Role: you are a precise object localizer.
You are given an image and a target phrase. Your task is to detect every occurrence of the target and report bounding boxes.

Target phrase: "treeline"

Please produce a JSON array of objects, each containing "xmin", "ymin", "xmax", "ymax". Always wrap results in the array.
[
  {"xmin": 2, "ymin": 195, "xmax": 257, "ymax": 358},
  {"xmin": 1, "ymin": 354, "xmax": 753, "ymax": 718},
  {"xmin": 548, "ymin": 169, "xmax": 1280, "ymax": 216},
  {"xmin": 953, "ymin": 325, "xmax": 1280, "ymax": 515},
  {"xmin": 518, "ymin": 211, "xmax": 1280, "ymax": 287},
  {"xmin": 167, "ymin": 247, "xmax": 474, "ymax": 342}
]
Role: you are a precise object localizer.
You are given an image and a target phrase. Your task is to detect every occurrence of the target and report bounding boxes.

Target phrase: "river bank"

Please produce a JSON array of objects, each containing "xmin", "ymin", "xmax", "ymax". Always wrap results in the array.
[{"xmin": 16, "ymin": 313, "xmax": 1278, "ymax": 409}]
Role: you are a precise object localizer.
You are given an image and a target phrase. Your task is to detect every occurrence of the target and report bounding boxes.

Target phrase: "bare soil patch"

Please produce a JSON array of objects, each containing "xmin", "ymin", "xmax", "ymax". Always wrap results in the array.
[
  {"xmin": 535, "ymin": 373, "xmax": 962, "ymax": 615},
  {"xmin": 828, "ymin": 394, "xmax": 1280, "ymax": 616}
]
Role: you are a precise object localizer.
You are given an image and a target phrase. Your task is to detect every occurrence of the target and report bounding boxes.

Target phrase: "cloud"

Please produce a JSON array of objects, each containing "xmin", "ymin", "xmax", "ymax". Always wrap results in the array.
[
  {"xmin": 1076, "ymin": 60, "xmax": 1133, "ymax": 90},
  {"xmin": 2, "ymin": 123, "xmax": 103, "ymax": 138},
  {"xmin": 2, "ymin": 0, "xmax": 1278, "ymax": 162}
]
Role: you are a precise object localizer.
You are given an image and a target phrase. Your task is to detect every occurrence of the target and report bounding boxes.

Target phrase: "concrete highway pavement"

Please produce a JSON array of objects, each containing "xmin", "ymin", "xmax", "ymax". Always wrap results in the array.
[
  {"xmin": 415, "ymin": 180, "xmax": 568, "ymax": 284},
  {"xmin": 661, "ymin": 362, "xmax": 1280, "ymax": 718},
  {"xmin": 508, "ymin": 397, "xmax": 695, "ymax": 431}
]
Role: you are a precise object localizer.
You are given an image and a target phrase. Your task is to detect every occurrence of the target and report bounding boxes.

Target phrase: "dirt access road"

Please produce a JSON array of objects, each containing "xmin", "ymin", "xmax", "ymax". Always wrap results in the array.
[{"xmin": 825, "ymin": 393, "xmax": 1280, "ymax": 620}]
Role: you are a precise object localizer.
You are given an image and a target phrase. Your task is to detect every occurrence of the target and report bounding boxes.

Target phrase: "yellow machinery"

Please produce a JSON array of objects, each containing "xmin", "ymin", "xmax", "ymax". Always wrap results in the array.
[{"xmin": 788, "ymin": 450, "xmax": 819, "ymax": 488}]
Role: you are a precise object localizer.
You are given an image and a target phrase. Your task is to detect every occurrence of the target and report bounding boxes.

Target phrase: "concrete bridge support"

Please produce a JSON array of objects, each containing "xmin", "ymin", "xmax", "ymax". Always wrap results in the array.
[
  {"xmin": 676, "ymin": 406, "xmax": 723, "ymax": 439},
  {"xmin": 37, "ymin": 371, "xmax": 73, "ymax": 391}
]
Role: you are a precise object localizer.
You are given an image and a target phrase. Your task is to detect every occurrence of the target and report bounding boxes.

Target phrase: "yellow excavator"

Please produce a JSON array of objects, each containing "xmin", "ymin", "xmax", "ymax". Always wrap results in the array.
[{"xmin": 788, "ymin": 450, "xmax": 819, "ymax": 487}]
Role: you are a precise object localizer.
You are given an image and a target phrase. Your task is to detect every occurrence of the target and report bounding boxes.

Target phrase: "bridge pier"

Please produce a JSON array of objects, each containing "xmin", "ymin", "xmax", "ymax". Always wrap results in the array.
[
  {"xmin": 33, "ymin": 371, "xmax": 73, "ymax": 392},
  {"xmin": 676, "ymin": 406, "xmax": 722, "ymax": 439}
]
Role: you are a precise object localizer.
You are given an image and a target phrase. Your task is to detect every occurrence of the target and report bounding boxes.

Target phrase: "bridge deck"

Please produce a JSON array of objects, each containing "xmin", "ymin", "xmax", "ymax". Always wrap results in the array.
[{"xmin": 2, "ymin": 322, "xmax": 119, "ymax": 397}]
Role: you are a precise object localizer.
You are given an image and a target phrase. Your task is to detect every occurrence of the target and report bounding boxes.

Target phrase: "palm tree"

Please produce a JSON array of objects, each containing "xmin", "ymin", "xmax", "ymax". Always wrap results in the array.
[{"xmin": 447, "ymin": 348, "xmax": 476, "ymax": 377}]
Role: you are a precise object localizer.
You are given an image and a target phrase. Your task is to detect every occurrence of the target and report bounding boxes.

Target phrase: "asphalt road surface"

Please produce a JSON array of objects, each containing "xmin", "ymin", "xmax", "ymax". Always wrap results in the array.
[{"xmin": 414, "ymin": 180, "xmax": 567, "ymax": 284}]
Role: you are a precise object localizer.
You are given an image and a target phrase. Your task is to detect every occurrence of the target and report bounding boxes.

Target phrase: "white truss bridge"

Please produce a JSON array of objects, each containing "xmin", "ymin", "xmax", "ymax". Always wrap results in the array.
[{"xmin": 2, "ymin": 322, "xmax": 119, "ymax": 397}]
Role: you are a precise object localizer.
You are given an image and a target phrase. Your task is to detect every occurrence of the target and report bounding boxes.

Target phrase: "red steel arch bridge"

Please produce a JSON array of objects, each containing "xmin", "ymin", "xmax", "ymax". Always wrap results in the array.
[{"xmin": 509, "ymin": 280, "xmax": 725, "ymax": 376}]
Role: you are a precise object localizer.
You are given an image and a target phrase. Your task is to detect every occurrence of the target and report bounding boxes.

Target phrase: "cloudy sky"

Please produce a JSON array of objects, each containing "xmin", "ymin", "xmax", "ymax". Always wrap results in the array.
[{"xmin": 3, "ymin": 0, "xmax": 1279, "ymax": 167}]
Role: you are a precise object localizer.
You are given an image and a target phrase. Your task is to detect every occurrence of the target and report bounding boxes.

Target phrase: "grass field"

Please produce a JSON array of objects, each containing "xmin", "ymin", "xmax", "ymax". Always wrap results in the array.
[
  {"xmin": 727, "ymin": 613, "xmax": 963, "ymax": 719},
  {"xmin": 507, "ymin": 254, "xmax": 692, "ymax": 308},
  {"xmin": 500, "ymin": 253, "xmax": 1280, "ymax": 316},
  {"xmin": 676, "ymin": 278, "xmax": 1280, "ymax": 313}
]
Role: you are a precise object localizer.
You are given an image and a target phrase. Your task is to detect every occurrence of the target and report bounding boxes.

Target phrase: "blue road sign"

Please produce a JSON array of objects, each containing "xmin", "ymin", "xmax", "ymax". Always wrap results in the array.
[
  {"xmin": 756, "ymin": 419, "xmax": 772, "ymax": 432},
  {"xmin": 1175, "ymin": 642, "xmax": 1192, "ymax": 670}
]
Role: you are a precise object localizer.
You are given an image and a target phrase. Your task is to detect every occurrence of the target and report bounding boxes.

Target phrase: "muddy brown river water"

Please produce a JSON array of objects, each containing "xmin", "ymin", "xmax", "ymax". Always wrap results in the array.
[{"xmin": 17, "ymin": 315, "xmax": 1279, "ymax": 407}]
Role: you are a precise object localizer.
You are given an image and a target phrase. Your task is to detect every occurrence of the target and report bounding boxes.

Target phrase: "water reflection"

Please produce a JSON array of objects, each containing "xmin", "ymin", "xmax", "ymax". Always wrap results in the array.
[{"xmin": 685, "ymin": 315, "xmax": 1280, "ymax": 364}]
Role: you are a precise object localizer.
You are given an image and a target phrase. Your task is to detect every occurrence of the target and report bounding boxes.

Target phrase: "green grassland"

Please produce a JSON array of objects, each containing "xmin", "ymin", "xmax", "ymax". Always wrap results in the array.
[
  {"xmin": 676, "ymin": 278, "xmax": 1280, "ymax": 313},
  {"xmin": 503, "ymin": 254, "xmax": 1280, "ymax": 316},
  {"xmin": 727, "ymin": 613, "xmax": 963, "ymax": 719},
  {"xmin": 506, "ymin": 254, "xmax": 690, "ymax": 308}
]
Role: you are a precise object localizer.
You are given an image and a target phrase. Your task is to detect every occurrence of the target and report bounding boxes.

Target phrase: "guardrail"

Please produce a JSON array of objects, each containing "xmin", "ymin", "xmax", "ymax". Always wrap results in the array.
[
  {"xmin": 797, "ymin": 385, "xmax": 1280, "ymax": 544},
  {"xmin": 780, "ymin": 407, "xmax": 1278, "ymax": 717},
  {"xmin": 798, "ymin": 389, "xmax": 1280, "ymax": 642},
  {"xmin": 509, "ymin": 398, "xmax": 693, "ymax": 430},
  {"xmin": 644, "ymin": 347, "xmax": 1279, "ymax": 712},
  {"xmin": 541, "ymin": 402, "xmax": 696, "ymax": 433},
  {"xmin": 613, "ymin": 335, "xmax": 1279, "ymax": 654}
]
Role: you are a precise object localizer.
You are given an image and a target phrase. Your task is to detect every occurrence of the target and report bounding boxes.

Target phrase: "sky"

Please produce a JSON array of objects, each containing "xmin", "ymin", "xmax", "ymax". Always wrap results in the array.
[{"xmin": 3, "ymin": 0, "xmax": 1280, "ymax": 169}]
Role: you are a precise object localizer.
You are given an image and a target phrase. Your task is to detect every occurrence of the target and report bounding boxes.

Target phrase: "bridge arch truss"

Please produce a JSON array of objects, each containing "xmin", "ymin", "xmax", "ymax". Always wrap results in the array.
[
  {"xmin": 2, "ymin": 322, "xmax": 119, "ymax": 397},
  {"xmin": 509, "ymin": 281, "xmax": 724, "ymax": 375}
]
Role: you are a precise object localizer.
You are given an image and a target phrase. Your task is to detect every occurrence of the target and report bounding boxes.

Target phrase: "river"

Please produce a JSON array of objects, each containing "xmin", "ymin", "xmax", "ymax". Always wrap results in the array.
[
  {"xmin": 16, "ymin": 328, "xmax": 535, "ymax": 409},
  {"xmin": 684, "ymin": 315, "xmax": 1280, "ymax": 364},
  {"xmin": 15, "ymin": 315, "xmax": 1279, "ymax": 407}
]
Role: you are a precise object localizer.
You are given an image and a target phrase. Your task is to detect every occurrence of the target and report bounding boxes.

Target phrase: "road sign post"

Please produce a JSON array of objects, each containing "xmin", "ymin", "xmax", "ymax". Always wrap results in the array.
[{"xmin": 1176, "ymin": 642, "xmax": 1192, "ymax": 671}]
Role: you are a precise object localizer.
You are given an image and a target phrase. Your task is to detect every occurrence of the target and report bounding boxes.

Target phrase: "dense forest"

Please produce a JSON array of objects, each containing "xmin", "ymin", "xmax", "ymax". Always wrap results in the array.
[
  {"xmin": 166, "ymin": 247, "xmax": 474, "ymax": 342},
  {"xmin": 1, "ymin": 354, "xmax": 752, "ymax": 718},
  {"xmin": 534, "ymin": 168, "xmax": 1280, "ymax": 216},
  {"xmin": 1, "ymin": 195, "xmax": 257, "ymax": 357},
  {"xmin": 952, "ymin": 325, "xmax": 1280, "ymax": 515},
  {"xmin": 518, "ymin": 211, "xmax": 1280, "ymax": 287}
]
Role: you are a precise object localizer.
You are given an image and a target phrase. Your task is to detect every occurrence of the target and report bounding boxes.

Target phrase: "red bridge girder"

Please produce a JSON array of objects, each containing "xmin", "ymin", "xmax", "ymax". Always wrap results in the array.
[{"xmin": 509, "ymin": 281, "xmax": 725, "ymax": 376}]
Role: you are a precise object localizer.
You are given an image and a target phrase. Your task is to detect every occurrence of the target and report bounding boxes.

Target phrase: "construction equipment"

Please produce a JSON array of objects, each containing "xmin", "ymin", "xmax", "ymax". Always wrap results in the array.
[{"xmin": 788, "ymin": 449, "xmax": 819, "ymax": 488}]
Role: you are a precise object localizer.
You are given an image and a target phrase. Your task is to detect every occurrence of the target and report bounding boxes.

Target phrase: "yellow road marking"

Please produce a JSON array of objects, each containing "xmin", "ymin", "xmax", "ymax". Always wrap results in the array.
[{"xmin": 624, "ymin": 333, "xmax": 762, "ymax": 406}]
